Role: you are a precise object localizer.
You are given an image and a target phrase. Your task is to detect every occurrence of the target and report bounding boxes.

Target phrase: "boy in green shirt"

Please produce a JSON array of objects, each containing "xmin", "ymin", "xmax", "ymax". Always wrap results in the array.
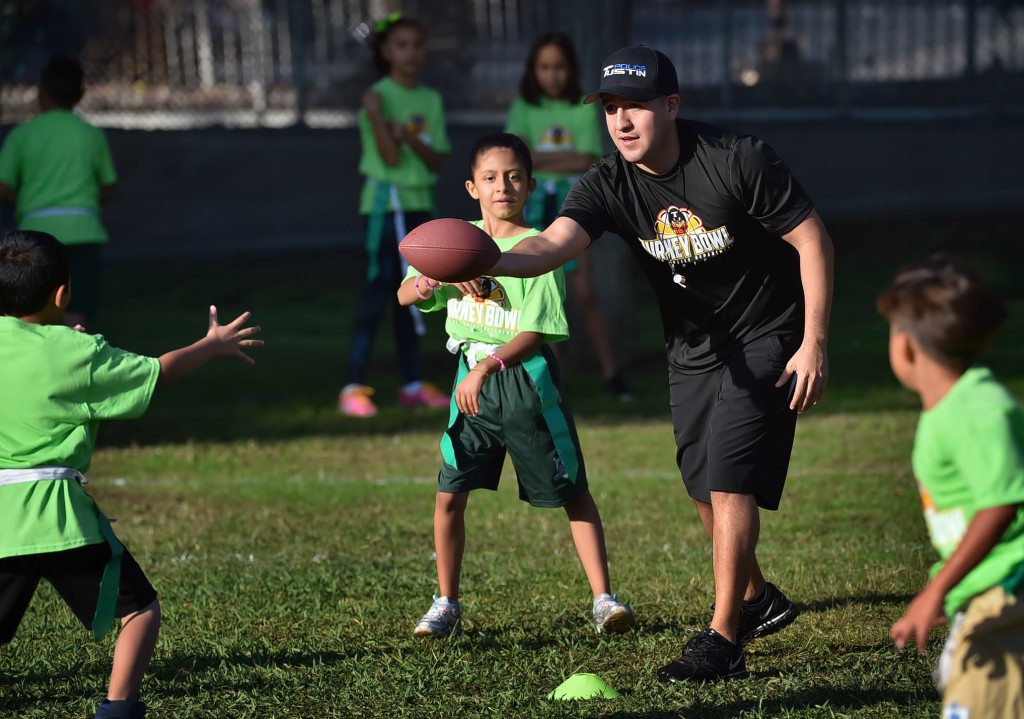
[
  {"xmin": 397, "ymin": 133, "xmax": 634, "ymax": 637},
  {"xmin": 878, "ymin": 256, "xmax": 1024, "ymax": 718},
  {"xmin": 0, "ymin": 56, "xmax": 117, "ymax": 329},
  {"xmin": 0, "ymin": 230, "xmax": 263, "ymax": 719}
]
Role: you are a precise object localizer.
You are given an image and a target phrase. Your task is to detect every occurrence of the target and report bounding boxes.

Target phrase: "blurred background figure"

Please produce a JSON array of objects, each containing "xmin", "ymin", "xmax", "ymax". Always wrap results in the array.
[
  {"xmin": 506, "ymin": 32, "xmax": 634, "ymax": 401},
  {"xmin": 339, "ymin": 13, "xmax": 451, "ymax": 418},
  {"xmin": 0, "ymin": 55, "xmax": 117, "ymax": 330}
]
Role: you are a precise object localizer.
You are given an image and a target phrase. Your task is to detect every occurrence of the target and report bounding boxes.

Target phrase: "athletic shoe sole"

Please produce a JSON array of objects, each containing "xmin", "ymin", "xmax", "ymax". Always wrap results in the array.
[
  {"xmin": 413, "ymin": 623, "xmax": 462, "ymax": 638},
  {"xmin": 596, "ymin": 606, "xmax": 636, "ymax": 634},
  {"xmin": 658, "ymin": 665, "xmax": 749, "ymax": 683}
]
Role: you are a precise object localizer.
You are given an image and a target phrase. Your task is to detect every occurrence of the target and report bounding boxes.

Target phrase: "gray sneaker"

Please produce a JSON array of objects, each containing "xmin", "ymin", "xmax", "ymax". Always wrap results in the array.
[
  {"xmin": 414, "ymin": 595, "xmax": 462, "ymax": 637},
  {"xmin": 592, "ymin": 593, "xmax": 636, "ymax": 634}
]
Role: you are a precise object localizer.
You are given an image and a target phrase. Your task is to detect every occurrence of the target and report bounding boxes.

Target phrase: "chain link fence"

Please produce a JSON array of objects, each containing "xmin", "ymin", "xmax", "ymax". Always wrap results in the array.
[{"xmin": 1, "ymin": 0, "xmax": 1022, "ymax": 128}]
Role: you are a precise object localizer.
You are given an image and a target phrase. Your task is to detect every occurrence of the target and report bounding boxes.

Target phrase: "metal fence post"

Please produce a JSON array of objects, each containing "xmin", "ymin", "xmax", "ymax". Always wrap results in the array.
[
  {"xmin": 291, "ymin": 0, "xmax": 309, "ymax": 126},
  {"xmin": 835, "ymin": 0, "xmax": 848, "ymax": 110},
  {"xmin": 966, "ymin": 0, "xmax": 977, "ymax": 76},
  {"xmin": 721, "ymin": 0, "xmax": 733, "ymax": 107}
]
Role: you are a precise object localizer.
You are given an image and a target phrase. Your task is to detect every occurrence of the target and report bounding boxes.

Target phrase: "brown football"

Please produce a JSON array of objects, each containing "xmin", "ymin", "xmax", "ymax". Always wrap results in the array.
[{"xmin": 399, "ymin": 219, "xmax": 500, "ymax": 282}]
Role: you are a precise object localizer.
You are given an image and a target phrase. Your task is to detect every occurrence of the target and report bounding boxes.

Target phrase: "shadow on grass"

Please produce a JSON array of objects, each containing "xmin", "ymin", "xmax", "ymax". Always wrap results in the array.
[
  {"xmin": 797, "ymin": 591, "xmax": 918, "ymax": 615},
  {"xmin": 606, "ymin": 686, "xmax": 936, "ymax": 719}
]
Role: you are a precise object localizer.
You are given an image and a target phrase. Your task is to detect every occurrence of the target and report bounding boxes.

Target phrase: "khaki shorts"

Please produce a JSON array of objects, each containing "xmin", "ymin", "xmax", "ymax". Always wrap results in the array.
[{"xmin": 938, "ymin": 585, "xmax": 1024, "ymax": 719}]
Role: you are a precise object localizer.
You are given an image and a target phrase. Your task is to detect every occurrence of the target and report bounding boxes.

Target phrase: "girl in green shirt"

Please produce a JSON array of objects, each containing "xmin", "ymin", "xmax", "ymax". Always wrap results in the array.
[{"xmin": 505, "ymin": 33, "xmax": 633, "ymax": 402}]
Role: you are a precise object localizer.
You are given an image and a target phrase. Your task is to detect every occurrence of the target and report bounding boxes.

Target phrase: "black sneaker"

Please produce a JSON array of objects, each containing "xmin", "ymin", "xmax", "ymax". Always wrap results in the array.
[
  {"xmin": 657, "ymin": 627, "xmax": 748, "ymax": 683},
  {"xmin": 604, "ymin": 374, "xmax": 635, "ymax": 402},
  {"xmin": 736, "ymin": 582, "xmax": 798, "ymax": 646}
]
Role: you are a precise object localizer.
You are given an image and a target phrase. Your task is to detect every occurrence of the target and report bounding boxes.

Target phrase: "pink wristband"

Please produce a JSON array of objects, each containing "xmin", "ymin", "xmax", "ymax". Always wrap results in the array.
[
  {"xmin": 487, "ymin": 353, "xmax": 506, "ymax": 372},
  {"xmin": 414, "ymin": 275, "xmax": 433, "ymax": 301}
]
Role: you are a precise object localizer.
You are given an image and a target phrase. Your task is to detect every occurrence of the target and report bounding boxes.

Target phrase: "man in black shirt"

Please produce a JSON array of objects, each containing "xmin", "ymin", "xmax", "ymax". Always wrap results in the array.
[{"xmin": 490, "ymin": 45, "xmax": 834, "ymax": 682}]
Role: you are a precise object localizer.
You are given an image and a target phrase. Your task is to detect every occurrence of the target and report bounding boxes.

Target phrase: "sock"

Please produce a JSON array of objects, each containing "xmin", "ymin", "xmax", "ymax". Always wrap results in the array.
[
  {"xmin": 94, "ymin": 699, "xmax": 144, "ymax": 719},
  {"xmin": 744, "ymin": 585, "xmax": 769, "ymax": 607},
  {"xmin": 402, "ymin": 381, "xmax": 423, "ymax": 393}
]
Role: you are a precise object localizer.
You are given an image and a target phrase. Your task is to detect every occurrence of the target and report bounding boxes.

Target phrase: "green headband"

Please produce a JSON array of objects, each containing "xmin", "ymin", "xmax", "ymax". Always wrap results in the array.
[{"xmin": 375, "ymin": 11, "xmax": 403, "ymax": 34}]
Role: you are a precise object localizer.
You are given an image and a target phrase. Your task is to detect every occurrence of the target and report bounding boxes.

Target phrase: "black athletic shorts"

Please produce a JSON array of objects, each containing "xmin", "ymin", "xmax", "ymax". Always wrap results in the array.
[
  {"xmin": 0, "ymin": 542, "xmax": 157, "ymax": 643},
  {"xmin": 669, "ymin": 333, "xmax": 801, "ymax": 511}
]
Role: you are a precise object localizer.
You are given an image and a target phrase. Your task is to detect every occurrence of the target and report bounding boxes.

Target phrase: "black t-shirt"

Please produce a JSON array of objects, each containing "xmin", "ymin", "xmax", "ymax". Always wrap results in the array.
[{"xmin": 560, "ymin": 119, "xmax": 814, "ymax": 373}]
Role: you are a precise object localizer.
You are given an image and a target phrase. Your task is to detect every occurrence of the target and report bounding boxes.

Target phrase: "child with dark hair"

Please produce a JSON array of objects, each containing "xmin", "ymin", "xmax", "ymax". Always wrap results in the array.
[
  {"xmin": 878, "ymin": 255, "xmax": 1024, "ymax": 719},
  {"xmin": 340, "ymin": 13, "xmax": 451, "ymax": 417},
  {"xmin": 0, "ymin": 55, "xmax": 117, "ymax": 329},
  {"xmin": 505, "ymin": 32, "xmax": 633, "ymax": 401},
  {"xmin": 397, "ymin": 133, "xmax": 634, "ymax": 638},
  {"xmin": 0, "ymin": 230, "xmax": 263, "ymax": 719}
]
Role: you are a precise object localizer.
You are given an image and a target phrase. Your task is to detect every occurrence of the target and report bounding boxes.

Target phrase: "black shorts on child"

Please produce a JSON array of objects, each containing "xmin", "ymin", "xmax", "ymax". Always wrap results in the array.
[
  {"xmin": 670, "ymin": 333, "xmax": 801, "ymax": 511},
  {"xmin": 438, "ymin": 346, "xmax": 588, "ymax": 508},
  {"xmin": 0, "ymin": 541, "xmax": 157, "ymax": 642}
]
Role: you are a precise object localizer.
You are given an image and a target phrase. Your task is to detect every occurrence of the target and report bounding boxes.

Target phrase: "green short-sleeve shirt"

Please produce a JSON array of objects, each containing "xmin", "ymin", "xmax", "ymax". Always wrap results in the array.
[
  {"xmin": 911, "ymin": 365, "xmax": 1024, "ymax": 615},
  {"xmin": 404, "ymin": 224, "xmax": 568, "ymax": 345},
  {"xmin": 358, "ymin": 77, "xmax": 450, "ymax": 215},
  {"xmin": 0, "ymin": 110, "xmax": 117, "ymax": 244},
  {"xmin": 505, "ymin": 96, "xmax": 602, "ymax": 185},
  {"xmin": 0, "ymin": 318, "xmax": 159, "ymax": 556}
]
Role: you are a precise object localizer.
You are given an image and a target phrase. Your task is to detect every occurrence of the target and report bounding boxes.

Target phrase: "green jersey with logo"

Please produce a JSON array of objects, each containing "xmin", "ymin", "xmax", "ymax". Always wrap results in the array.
[
  {"xmin": 404, "ymin": 224, "xmax": 568, "ymax": 345},
  {"xmin": 0, "ymin": 318, "xmax": 159, "ymax": 556},
  {"xmin": 912, "ymin": 365, "xmax": 1024, "ymax": 616},
  {"xmin": 358, "ymin": 77, "xmax": 450, "ymax": 214},
  {"xmin": 0, "ymin": 110, "xmax": 117, "ymax": 245},
  {"xmin": 505, "ymin": 96, "xmax": 602, "ymax": 186}
]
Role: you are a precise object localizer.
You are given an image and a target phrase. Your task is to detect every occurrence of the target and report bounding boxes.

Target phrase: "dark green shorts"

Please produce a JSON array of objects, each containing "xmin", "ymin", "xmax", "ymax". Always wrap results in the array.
[{"xmin": 437, "ymin": 346, "xmax": 588, "ymax": 508}]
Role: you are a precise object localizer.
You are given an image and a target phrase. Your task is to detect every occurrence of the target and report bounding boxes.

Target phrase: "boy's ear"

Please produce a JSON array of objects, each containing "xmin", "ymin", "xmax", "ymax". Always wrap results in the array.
[
  {"xmin": 528, "ymin": 177, "xmax": 537, "ymax": 194},
  {"xmin": 465, "ymin": 179, "xmax": 479, "ymax": 200},
  {"xmin": 894, "ymin": 327, "xmax": 918, "ymax": 366},
  {"xmin": 54, "ymin": 283, "xmax": 71, "ymax": 311}
]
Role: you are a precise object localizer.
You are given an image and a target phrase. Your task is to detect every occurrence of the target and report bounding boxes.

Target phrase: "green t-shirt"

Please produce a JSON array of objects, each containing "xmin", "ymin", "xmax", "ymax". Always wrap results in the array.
[
  {"xmin": 0, "ymin": 318, "xmax": 159, "ymax": 557},
  {"xmin": 358, "ymin": 77, "xmax": 450, "ymax": 215},
  {"xmin": 404, "ymin": 224, "xmax": 568, "ymax": 346},
  {"xmin": 0, "ymin": 110, "xmax": 117, "ymax": 245},
  {"xmin": 911, "ymin": 365, "xmax": 1024, "ymax": 616},
  {"xmin": 505, "ymin": 96, "xmax": 602, "ymax": 186}
]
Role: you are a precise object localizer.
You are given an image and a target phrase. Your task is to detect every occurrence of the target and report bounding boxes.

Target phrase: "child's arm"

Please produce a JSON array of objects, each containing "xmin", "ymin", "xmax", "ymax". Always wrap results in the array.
[
  {"xmin": 398, "ymin": 276, "xmax": 488, "ymax": 307},
  {"xmin": 891, "ymin": 503, "xmax": 1019, "ymax": 652},
  {"xmin": 397, "ymin": 274, "xmax": 442, "ymax": 307},
  {"xmin": 363, "ymin": 90, "xmax": 400, "ymax": 167},
  {"xmin": 157, "ymin": 306, "xmax": 263, "ymax": 387},
  {"xmin": 456, "ymin": 331, "xmax": 545, "ymax": 417},
  {"xmin": 392, "ymin": 124, "xmax": 444, "ymax": 173}
]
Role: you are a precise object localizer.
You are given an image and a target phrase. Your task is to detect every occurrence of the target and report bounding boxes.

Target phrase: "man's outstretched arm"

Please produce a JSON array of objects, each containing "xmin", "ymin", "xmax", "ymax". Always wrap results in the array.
[{"xmin": 489, "ymin": 216, "xmax": 593, "ymax": 278}]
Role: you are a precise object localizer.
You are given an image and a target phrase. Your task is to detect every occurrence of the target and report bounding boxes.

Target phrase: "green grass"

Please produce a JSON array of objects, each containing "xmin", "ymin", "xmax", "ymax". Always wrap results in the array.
[{"xmin": 1, "ymin": 217, "xmax": 1022, "ymax": 718}]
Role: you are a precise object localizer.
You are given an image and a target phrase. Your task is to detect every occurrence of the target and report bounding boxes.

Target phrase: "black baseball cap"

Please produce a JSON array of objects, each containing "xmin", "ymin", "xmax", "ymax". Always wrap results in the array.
[{"xmin": 583, "ymin": 45, "xmax": 679, "ymax": 105}]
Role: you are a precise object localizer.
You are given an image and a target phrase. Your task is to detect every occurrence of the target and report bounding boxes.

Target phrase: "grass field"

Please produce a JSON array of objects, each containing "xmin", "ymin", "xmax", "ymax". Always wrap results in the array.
[{"xmin": 1, "ymin": 218, "xmax": 1022, "ymax": 718}]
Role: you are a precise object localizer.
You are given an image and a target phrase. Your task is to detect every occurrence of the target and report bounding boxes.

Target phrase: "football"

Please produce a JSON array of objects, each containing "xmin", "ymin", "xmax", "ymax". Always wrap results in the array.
[{"xmin": 399, "ymin": 218, "xmax": 500, "ymax": 283}]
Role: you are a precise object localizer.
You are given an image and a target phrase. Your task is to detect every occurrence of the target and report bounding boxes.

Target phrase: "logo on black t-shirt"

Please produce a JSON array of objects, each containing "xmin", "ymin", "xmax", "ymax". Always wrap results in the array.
[{"xmin": 642, "ymin": 205, "xmax": 735, "ymax": 267}]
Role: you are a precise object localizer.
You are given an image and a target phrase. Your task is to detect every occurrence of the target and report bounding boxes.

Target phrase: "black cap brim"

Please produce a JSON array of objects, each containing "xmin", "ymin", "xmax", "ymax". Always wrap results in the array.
[{"xmin": 583, "ymin": 86, "xmax": 665, "ymax": 105}]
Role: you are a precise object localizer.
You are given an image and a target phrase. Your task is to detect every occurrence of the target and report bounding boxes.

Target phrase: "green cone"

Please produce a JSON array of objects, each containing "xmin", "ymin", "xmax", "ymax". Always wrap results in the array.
[{"xmin": 547, "ymin": 672, "xmax": 621, "ymax": 700}]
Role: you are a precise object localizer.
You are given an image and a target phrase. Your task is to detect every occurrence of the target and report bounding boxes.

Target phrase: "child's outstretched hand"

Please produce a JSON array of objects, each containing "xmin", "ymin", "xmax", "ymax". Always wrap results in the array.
[
  {"xmin": 455, "ymin": 368, "xmax": 487, "ymax": 416},
  {"xmin": 158, "ymin": 306, "xmax": 264, "ymax": 386},
  {"xmin": 207, "ymin": 305, "xmax": 263, "ymax": 364},
  {"xmin": 891, "ymin": 583, "xmax": 946, "ymax": 653}
]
